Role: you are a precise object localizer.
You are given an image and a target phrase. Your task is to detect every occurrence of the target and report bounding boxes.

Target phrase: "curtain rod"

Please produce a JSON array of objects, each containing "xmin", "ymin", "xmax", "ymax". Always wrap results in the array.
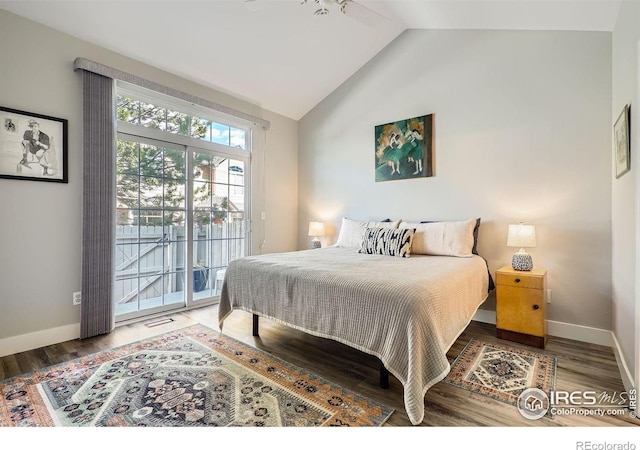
[{"xmin": 73, "ymin": 57, "xmax": 271, "ymax": 130}]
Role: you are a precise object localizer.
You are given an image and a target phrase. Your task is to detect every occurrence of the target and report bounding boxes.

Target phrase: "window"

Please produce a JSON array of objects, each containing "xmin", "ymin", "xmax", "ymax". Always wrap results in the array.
[
  {"xmin": 116, "ymin": 92, "xmax": 247, "ymax": 149},
  {"xmin": 114, "ymin": 83, "xmax": 251, "ymax": 322}
]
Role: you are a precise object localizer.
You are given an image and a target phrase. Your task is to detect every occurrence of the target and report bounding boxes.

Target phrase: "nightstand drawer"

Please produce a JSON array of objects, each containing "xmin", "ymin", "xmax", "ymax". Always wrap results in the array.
[{"xmin": 496, "ymin": 271, "xmax": 544, "ymax": 290}]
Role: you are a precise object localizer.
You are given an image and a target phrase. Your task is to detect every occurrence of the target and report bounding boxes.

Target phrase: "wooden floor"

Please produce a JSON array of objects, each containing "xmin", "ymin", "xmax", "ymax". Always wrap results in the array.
[{"xmin": 1, "ymin": 304, "xmax": 638, "ymax": 428}]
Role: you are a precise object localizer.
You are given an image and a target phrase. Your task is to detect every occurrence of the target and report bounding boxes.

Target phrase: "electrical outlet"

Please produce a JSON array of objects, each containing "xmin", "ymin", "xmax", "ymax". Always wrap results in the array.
[
  {"xmin": 547, "ymin": 289, "xmax": 551, "ymax": 304},
  {"xmin": 73, "ymin": 291, "xmax": 82, "ymax": 305}
]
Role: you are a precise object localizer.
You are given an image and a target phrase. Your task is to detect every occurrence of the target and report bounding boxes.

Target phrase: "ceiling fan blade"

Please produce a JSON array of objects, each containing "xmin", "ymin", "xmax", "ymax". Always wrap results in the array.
[{"xmin": 341, "ymin": 1, "xmax": 391, "ymax": 28}]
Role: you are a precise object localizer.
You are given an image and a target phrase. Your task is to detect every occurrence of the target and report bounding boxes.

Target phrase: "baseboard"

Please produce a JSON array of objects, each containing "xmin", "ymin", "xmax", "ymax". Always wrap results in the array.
[
  {"xmin": 545, "ymin": 320, "xmax": 613, "ymax": 347},
  {"xmin": 611, "ymin": 332, "xmax": 636, "ymax": 392},
  {"xmin": 0, "ymin": 323, "xmax": 80, "ymax": 358},
  {"xmin": 472, "ymin": 309, "xmax": 496, "ymax": 325},
  {"xmin": 473, "ymin": 310, "xmax": 636, "ymax": 392},
  {"xmin": 472, "ymin": 310, "xmax": 612, "ymax": 346}
]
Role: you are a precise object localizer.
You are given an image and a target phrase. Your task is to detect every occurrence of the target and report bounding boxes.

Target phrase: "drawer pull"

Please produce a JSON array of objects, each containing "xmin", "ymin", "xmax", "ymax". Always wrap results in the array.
[
  {"xmin": 514, "ymin": 278, "xmax": 521, "ymax": 283},
  {"xmin": 533, "ymin": 304, "xmax": 539, "ymax": 310}
]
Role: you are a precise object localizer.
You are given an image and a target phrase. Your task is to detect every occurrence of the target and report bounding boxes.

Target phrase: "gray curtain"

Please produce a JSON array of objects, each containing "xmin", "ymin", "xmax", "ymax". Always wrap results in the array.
[{"xmin": 79, "ymin": 70, "xmax": 115, "ymax": 339}]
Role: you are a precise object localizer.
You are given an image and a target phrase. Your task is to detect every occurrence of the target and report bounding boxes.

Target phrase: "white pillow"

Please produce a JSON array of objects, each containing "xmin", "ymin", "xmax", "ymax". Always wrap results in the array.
[
  {"xmin": 335, "ymin": 217, "xmax": 401, "ymax": 248},
  {"xmin": 399, "ymin": 219, "xmax": 476, "ymax": 257}
]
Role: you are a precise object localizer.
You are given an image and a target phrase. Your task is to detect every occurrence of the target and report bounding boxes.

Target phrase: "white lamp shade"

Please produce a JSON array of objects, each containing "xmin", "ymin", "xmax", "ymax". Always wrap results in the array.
[
  {"xmin": 507, "ymin": 223, "xmax": 536, "ymax": 248},
  {"xmin": 308, "ymin": 221, "xmax": 325, "ymax": 237}
]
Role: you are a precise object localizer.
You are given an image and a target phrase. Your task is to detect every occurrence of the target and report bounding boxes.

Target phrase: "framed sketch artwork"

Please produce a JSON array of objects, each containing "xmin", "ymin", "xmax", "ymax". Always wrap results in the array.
[
  {"xmin": 0, "ymin": 106, "xmax": 68, "ymax": 183},
  {"xmin": 614, "ymin": 104, "xmax": 630, "ymax": 179},
  {"xmin": 375, "ymin": 114, "xmax": 433, "ymax": 182}
]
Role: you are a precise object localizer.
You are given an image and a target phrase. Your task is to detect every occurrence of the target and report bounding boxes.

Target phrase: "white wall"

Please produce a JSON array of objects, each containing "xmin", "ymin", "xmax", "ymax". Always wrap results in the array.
[
  {"xmin": 612, "ymin": 1, "xmax": 640, "ymax": 390},
  {"xmin": 299, "ymin": 29, "xmax": 613, "ymax": 332},
  {"xmin": 0, "ymin": 10, "xmax": 298, "ymax": 346}
]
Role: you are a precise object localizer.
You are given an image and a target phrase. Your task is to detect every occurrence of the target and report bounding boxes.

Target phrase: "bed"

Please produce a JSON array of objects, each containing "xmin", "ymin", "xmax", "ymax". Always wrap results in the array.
[{"xmin": 218, "ymin": 218, "xmax": 491, "ymax": 425}]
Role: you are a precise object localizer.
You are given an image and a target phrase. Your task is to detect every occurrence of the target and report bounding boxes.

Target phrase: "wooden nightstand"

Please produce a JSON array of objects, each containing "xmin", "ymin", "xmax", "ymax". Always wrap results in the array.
[{"xmin": 495, "ymin": 266, "xmax": 547, "ymax": 349}]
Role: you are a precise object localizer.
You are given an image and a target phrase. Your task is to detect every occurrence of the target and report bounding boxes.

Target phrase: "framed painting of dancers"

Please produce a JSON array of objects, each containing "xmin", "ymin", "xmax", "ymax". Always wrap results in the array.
[
  {"xmin": 374, "ymin": 113, "xmax": 433, "ymax": 182},
  {"xmin": 0, "ymin": 106, "xmax": 68, "ymax": 183}
]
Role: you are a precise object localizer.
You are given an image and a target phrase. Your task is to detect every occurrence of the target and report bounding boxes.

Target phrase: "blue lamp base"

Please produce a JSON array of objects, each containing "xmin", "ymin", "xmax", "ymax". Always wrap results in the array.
[{"xmin": 512, "ymin": 253, "xmax": 533, "ymax": 271}]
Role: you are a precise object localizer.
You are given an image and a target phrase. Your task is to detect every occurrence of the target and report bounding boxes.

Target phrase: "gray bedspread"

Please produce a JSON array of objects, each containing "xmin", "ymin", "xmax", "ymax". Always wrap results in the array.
[{"xmin": 218, "ymin": 246, "xmax": 489, "ymax": 425}]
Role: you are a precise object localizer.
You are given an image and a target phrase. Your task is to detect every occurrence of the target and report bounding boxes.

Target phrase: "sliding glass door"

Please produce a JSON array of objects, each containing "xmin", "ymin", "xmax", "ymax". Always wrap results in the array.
[
  {"xmin": 192, "ymin": 153, "xmax": 247, "ymax": 301},
  {"xmin": 114, "ymin": 136, "xmax": 250, "ymax": 322},
  {"xmin": 114, "ymin": 137, "xmax": 188, "ymax": 320},
  {"xmin": 113, "ymin": 84, "xmax": 252, "ymax": 323}
]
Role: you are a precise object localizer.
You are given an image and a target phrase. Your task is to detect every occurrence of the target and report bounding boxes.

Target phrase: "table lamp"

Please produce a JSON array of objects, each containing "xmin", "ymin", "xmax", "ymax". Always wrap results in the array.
[
  {"xmin": 507, "ymin": 223, "xmax": 536, "ymax": 271},
  {"xmin": 308, "ymin": 221, "xmax": 325, "ymax": 249}
]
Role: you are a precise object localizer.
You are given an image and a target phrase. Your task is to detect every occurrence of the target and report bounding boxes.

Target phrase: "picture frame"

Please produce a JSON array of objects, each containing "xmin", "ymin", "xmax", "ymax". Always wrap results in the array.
[
  {"xmin": 375, "ymin": 114, "xmax": 433, "ymax": 182},
  {"xmin": 614, "ymin": 104, "xmax": 630, "ymax": 179},
  {"xmin": 0, "ymin": 106, "xmax": 68, "ymax": 183}
]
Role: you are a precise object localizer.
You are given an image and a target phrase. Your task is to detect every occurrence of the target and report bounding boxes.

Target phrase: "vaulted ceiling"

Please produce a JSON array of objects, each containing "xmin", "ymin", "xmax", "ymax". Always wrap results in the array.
[{"xmin": 0, "ymin": 0, "xmax": 622, "ymax": 120}]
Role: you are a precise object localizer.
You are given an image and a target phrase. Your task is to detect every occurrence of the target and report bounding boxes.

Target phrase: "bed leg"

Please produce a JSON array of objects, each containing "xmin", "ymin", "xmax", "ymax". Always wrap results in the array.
[
  {"xmin": 379, "ymin": 361, "xmax": 389, "ymax": 389},
  {"xmin": 252, "ymin": 314, "xmax": 259, "ymax": 337}
]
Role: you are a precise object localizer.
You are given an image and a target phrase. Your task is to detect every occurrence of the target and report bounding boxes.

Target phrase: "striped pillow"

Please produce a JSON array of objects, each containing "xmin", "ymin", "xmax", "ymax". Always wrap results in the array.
[{"xmin": 359, "ymin": 227, "xmax": 415, "ymax": 258}]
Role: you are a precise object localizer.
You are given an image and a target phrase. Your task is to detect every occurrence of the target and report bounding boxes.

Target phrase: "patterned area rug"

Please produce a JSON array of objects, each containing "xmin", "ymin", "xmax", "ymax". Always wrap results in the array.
[
  {"xmin": 0, "ymin": 324, "xmax": 393, "ymax": 427},
  {"xmin": 443, "ymin": 339, "xmax": 557, "ymax": 413}
]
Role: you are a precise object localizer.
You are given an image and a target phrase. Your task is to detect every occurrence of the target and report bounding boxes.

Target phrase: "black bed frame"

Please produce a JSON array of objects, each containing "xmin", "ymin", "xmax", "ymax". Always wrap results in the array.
[{"xmin": 252, "ymin": 313, "xmax": 389, "ymax": 389}]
